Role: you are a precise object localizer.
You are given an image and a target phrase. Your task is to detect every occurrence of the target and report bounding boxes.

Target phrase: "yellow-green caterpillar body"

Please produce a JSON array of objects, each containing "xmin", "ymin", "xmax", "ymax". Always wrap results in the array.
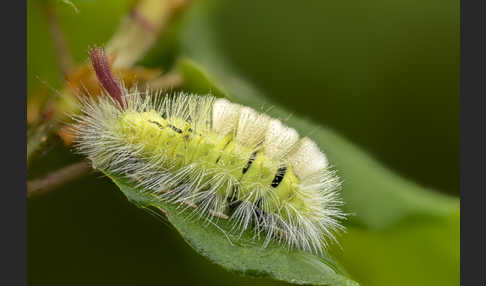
[{"xmin": 72, "ymin": 90, "xmax": 345, "ymax": 254}]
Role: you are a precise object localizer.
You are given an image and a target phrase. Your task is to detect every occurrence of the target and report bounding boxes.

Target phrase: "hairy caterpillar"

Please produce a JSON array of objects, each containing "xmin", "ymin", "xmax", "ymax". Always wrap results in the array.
[{"xmin": 71, "ymin": 49, "xmax": 345, "ymax": 254}]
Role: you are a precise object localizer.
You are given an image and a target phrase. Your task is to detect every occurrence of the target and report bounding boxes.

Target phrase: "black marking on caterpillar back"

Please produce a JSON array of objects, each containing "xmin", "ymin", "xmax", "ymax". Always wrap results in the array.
[
  {"xmin": 148, "ymin": 120, "xmax": 164, "ymax": 129},
  {"xmin": 168, "ymin": 124, "xmax": 183, "ymax": 134},
  {"xmin": 242, "ymin": 151, "xmax": 258, "ymax": 174},
  {"xmin": 216, "ymin": 138, "xmax": 234, "ymax": 164},
  {"xmin": 271, "ymin": 165, "xmax": 287, "ymax": 188}
]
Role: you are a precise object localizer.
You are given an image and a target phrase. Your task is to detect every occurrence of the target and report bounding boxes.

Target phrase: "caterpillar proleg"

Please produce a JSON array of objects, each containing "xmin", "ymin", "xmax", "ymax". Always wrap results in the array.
[{"xmin": 72, "ymin": 48, "xmax": 345, "ymax": 254}]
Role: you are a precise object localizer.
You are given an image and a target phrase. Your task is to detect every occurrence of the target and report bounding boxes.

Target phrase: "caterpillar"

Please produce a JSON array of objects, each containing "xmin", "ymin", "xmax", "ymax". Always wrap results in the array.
[{"xmin": 71, "ymin": 49, "xmax": 345, "ymax": 255}]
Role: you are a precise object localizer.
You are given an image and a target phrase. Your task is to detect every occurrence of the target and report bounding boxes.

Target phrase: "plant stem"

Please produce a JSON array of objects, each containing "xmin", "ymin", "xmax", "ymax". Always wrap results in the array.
[
  {"xmin": 107, "ymin": 0, "xmax": 192, "ymax": 68},
  {"xmin": 27, "ymin": 3, "xmax": 74, "ymax": 167},
  {"xmin": 43, "ymin": 2, "xmax": 74, "ymax": 78},
  {"xmin": 27, "ymin": 161, "xmax": 93, "ymax": 198}
]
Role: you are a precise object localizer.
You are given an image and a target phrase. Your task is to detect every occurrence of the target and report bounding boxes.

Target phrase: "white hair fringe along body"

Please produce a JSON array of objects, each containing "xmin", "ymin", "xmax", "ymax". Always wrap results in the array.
[{"xmin": 72, "ymin": 90, "xmax": 345, "ymax": 254}]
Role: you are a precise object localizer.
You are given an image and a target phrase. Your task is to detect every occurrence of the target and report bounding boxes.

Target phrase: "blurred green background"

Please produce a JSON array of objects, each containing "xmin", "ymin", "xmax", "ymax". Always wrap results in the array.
[{"xmin": 27, "ymin": 0, "xmax": 459, "ymax": 285}]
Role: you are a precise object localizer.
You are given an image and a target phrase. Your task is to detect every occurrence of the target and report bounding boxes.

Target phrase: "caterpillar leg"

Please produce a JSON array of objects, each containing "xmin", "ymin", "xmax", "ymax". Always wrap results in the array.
[{"xmin": 210, "ymin": 210, "xmax": 229, "ymax": 220}]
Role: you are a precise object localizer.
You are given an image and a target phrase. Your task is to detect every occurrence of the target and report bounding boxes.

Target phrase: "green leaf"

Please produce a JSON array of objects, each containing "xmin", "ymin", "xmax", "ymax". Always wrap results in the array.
[
  {"xmin": 106, "ymin": 173, "xmax": 360, "ymax": 286},
  {"xmin": 152, "ymin": 1, "xmax": 460, "ymax": 285},
  {"xmin": 175, "ymin": 58, "xmax": 231, "ymax": 100},
  {"xmin": 341, "ymin": 211, "xmax": 460, "ymax": 286}
]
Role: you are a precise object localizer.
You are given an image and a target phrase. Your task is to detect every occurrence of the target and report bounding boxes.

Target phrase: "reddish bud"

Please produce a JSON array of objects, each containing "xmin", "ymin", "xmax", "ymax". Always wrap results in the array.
[{"xmin": 88, "ymin": 47, "xmax": 125, "ymax": 108}]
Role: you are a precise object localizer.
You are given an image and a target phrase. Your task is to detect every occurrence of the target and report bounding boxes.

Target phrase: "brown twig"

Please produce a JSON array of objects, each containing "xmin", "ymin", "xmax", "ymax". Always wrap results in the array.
[
  {"xmin": 43, "ymin": 3, "xmax": 74, "ymax": 78},
  {"xmin": 27, "ymin": 3, "xmax": 75, "ymax": 167},
  {"xmin": 27, "ymin": 161, "xmax": 93, "ymax": 198}
]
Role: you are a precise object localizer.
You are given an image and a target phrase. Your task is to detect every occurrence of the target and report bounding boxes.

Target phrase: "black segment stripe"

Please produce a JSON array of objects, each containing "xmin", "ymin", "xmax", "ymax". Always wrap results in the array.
[
  {"xmin": 168, "ymin": 124, "xmax": 183, "ymax": 133},
  {"xmin": 148, "ymin": 120, "xmax": 184, "ymax": 134},
  {"xmin": 148, "ymin": 120, "xmax": 164, "ymax": 129},
  {"xmin": 242, "ymin": 151, "xmax": 258, "ymax": 174},
  {"xmin": 215, "ymin": 137, "xmax": 234, "ymax": 163},
  {"xmin": 271, "ymin": 165, "xmax": 287, "ymax": 188}
]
